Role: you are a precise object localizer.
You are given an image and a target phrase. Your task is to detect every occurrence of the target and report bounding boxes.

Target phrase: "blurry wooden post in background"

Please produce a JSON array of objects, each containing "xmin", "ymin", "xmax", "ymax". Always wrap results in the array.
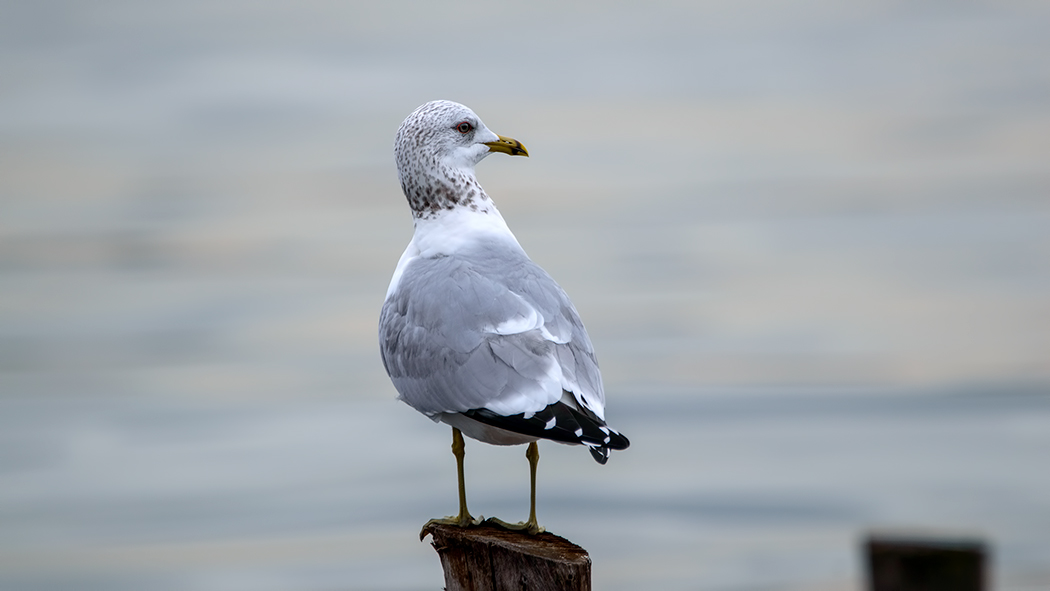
[
  {"xmin": 422, "ymin": 522, "xmax": 591, "ymax": 591},
  {"xmin": 865, "ymin": 533, "xmax": 987, "ymax": 591}
]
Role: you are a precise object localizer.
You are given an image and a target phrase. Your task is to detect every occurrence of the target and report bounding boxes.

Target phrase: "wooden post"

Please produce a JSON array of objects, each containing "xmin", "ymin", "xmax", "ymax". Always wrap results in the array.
[
  {"xmin": 865, "ymin": 534, "xmax": 988, "ymax": 591},
  {"xmin": 422, "ymin": 521, "xmax": 591, "ymax": 591}
]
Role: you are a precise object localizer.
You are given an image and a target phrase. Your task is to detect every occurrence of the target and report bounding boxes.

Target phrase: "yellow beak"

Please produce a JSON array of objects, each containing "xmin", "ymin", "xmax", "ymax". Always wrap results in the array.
[{"xmin": 484, "ymin": 135, "xmax": 529, "ymax": 157}]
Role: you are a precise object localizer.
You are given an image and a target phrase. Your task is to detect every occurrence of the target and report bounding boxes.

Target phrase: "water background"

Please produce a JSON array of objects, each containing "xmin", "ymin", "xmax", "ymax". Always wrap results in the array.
[{"xmin": 2, "ymin": 1, "xmax": 1049, "ymax": 589}]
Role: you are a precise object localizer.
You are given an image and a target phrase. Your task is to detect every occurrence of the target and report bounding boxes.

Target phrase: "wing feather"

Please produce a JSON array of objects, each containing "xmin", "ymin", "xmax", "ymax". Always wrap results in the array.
[{"xmin": 379, "ymin": 239, "xmax": 605, "ymax": 422}]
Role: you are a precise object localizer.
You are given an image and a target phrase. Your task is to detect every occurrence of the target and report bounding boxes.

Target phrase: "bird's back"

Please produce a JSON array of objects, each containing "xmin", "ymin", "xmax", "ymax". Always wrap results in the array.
[{"xmin": 379, "ymin": 237, "xmax": 605, "ymax": 422}]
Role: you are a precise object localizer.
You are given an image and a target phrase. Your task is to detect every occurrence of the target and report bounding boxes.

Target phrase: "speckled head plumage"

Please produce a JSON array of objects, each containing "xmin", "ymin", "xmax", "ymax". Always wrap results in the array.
[{"xmin": 394, "ymin": 100, "xmax": 528, "ymax": 219}]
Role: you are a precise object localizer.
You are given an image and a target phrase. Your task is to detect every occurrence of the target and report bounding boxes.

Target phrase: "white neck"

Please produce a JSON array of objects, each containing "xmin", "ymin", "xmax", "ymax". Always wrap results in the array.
[
  {"xmin": 384, "ymin": 204, "xmax": 525, "ymax": 300},
  {"xmin": 412, "ymin": 203, "xmax": 522, "ymax": 257}
]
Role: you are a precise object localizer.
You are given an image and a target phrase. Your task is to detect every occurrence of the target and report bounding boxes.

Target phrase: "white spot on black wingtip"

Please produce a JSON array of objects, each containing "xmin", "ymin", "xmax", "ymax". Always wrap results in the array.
[
  {"xmin": 574, "ymin": 427, "xmax": 583, "ymax": 437},
  {"xmin": 544, "ymin": 417, "xmax": 556, "ymax": 430},
  {"xmin": 599, "ymin": 426, "xmax": 610, "ymax": 435}
]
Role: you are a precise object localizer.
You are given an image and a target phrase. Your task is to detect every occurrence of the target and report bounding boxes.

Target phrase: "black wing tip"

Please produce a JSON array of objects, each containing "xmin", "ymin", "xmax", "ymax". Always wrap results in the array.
[
  {"xmin": 586, "ymin": 428, "xmax": 629, "ymax": 465},
  {"xmin": 462, "ymin": 405, "xmax": 629, "ymax": 463},
  {"xmin": 606, "ymin": 429, "xmax": 630, "ymax": 450},
  {"xmin": 588, "ymin": 445, "xmax": 609, "ymax": 464}
]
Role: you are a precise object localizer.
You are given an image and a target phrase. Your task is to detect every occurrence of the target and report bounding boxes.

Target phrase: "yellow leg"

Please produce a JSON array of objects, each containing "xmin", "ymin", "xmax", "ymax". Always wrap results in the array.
[
  {"xmin": 421, "ymin": 428, "xmax": 480, "ymax": 539},
  {"xmin": 452, "ymin": 427, "xmax": 471, "ymax": 524},
  {"xmin": 524, "ymin": 440, "xmax": 542, "ymax": 533}
]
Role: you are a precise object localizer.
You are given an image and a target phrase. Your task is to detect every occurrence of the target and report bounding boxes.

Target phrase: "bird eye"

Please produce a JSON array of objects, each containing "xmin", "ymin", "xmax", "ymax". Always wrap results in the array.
[{"xmin": 455, "ymin": 121, "xmax": 473, "ymax": 134}]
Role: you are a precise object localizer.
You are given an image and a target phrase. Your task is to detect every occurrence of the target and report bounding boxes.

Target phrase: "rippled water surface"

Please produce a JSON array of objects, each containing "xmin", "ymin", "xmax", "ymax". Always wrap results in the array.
[{"xmin": 2, "ymin": 2, "xmax": 1049, "ymax": 589}]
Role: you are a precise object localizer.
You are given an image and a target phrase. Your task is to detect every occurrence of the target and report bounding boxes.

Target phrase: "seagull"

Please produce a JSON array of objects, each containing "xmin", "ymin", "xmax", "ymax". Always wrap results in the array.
[{"xmin": 379, "ymin": 100, "xmax": 629, "ymax": 536}]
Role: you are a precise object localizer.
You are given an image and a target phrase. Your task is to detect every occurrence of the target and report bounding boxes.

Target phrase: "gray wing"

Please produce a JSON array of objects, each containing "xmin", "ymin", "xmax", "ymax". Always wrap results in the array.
[{"xmin": 378, "ymin": 241, "xmax": 604, "ymax": 419}]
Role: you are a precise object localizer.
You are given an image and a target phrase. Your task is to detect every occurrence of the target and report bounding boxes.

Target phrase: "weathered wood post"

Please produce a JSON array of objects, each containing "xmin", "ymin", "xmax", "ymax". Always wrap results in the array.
[
  {"xmin": 422, "ymin": 521, "xmax": 591, "ymax": 591},
  {"xmin": 865, "ymin": 533, "xmax": 988, "ymax": 591}
]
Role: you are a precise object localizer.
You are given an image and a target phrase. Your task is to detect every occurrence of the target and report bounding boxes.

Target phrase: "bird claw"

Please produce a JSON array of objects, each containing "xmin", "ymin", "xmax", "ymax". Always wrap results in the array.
[{"xmin": 419, "ymin": 513, "xmax": 484, "ymax": 541}]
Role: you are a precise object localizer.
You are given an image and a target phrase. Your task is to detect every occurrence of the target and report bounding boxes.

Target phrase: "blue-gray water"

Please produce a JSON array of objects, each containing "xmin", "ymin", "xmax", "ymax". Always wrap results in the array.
[{"xmin": 2, "ymin": 1, "xmax": 1049, "ymax": 590}]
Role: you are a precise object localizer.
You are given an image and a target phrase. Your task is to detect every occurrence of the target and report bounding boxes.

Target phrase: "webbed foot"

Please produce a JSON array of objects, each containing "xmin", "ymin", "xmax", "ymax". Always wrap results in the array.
[{"xmin": 483, "ymin": 516, "xmax": 544, "ymax": 535}]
